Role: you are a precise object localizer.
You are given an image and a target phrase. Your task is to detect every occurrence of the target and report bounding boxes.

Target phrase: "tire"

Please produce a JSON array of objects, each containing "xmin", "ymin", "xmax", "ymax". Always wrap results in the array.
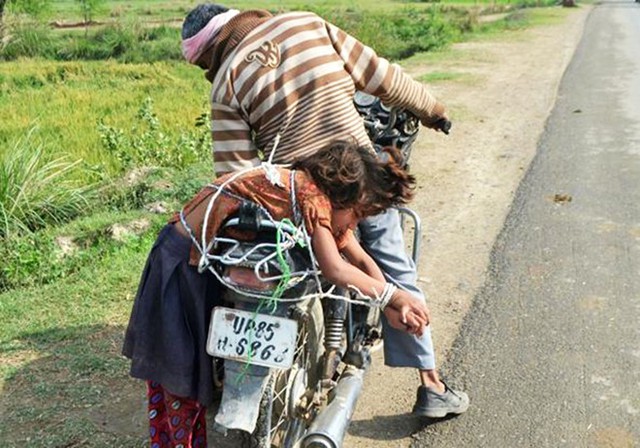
[{"xmin": 243, "ymin": 299, "xmax": 324, "ymax": 448}]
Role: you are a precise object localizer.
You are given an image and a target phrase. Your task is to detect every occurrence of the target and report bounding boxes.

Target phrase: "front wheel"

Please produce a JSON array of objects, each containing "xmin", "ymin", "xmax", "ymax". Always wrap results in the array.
[{"xmin": 244, "ymin": 299, "xmax": 324, "ymax": 448}]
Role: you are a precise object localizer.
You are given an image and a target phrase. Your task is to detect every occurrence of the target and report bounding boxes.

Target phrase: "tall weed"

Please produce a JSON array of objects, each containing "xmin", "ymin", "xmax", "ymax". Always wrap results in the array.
[
  {"xmin": 2, "ymin": 18, "xmax": 182, "ymax": 62},
  {"xmin": 0, "ymin": 21, "xmax": 56, "ymax": 59},
  {"xmin": 0, "ymin": 129, "xmax": 95, "ymax": 238}
]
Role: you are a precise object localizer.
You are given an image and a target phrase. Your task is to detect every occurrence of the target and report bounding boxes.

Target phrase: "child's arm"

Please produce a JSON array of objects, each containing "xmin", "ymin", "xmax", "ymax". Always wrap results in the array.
[
  {"xmin": 312, "ymin": 226, "xmax": 429, "ymax": 334},
  {"xmin": 339, "ymin": 232, "xmax": 431, "ymax": 334},
  {"xmin": 339, "ymin": 232, "xmax": 386, "ymax": 283}
]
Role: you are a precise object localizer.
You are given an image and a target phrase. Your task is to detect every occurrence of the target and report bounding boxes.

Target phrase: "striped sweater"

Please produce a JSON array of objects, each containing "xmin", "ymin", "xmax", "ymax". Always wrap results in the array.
[{"xmin": 209, "ymin": 11, "xmax": 442, "ymax": 175}]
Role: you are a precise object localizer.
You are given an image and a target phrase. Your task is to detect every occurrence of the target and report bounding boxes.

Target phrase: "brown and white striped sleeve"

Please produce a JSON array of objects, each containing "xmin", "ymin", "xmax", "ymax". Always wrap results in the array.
[{"xmin": 325, "ymin": 21, "xmax": 441, "ymax": 122}]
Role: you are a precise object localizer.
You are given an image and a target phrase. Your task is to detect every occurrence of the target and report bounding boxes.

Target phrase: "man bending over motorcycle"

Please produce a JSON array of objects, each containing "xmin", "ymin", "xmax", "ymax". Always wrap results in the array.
[
  {"xmin": 123, "ymin": 140, "xmax": 431, "ymax": 446},
  {"xmin": 181, "ymin": 4, "xmax": 469, "ymax": 418}
]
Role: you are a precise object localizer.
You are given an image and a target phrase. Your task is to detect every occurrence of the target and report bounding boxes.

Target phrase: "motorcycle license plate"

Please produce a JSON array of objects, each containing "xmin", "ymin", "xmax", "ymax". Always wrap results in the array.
[{"xmin": 206, "ymin": 307, "xmax": 298, "ymax": 369}]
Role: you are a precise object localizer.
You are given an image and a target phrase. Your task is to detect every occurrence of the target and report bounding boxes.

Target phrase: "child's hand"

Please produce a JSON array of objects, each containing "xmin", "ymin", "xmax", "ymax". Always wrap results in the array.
[
  {"xmin": 383, "ymin": 307, "xmax": 426, "ymax": 336},
  {"xmin": 388, "ymin": 289, "xmax": 430, "ymax": 326}
]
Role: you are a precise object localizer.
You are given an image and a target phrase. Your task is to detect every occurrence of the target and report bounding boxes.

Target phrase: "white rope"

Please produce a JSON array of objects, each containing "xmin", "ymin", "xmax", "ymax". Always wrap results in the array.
[
  {"xmin": 267, "ymin": 133, "xmax": 281, "ymax": 165},
  {"xmin": 179, "ymin": 130, "xmax": 385, "ymax": 309},
  {"xmin": 197, "ymin": 165, "xmax": 264, "ymax": 272},
  {"xmin": 204, "ymin": 261, "xmax": 379, "ymax": 306},
  {"xmin": 346, "ymin": 283, "xmax": 396, "ymax": 310}
]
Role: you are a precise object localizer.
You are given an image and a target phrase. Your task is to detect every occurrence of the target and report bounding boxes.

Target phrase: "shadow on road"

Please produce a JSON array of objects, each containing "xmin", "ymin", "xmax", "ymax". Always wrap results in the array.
[{"xmin": 348, "ymin": 411, "xmax": 460, "ymax": 442}]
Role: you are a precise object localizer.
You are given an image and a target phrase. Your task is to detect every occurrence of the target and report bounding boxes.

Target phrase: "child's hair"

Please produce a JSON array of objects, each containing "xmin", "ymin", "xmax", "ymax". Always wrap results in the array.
[{"xmin": 291, "ymin": 139, "xmax": 415, "ymax": 217}]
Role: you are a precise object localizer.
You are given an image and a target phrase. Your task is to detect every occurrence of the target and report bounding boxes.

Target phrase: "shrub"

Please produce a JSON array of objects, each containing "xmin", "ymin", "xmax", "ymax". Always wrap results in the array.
[
  {"xmin": 56, "ymin": 21, "xmax": 138, "ymax": 60},
  {"xmin": 0, "ymin": 21, "xmax": 56, "ymax": 59},
  {"xmin": 120, "ymin": 25, "xmax": 182, "ymax": 63},
  {"xmin": 2, "ymin": 17, "xmax": 182, "ymax": 62},
  {"xmin": 0, "ymin": 129, "xmax": 95, "ymax": 237},
  {"xmin": 4, "ymin": 0, "xmax": 52, "ymax": 19},
  {"xmin": 315, "ymin": 6, "xmax": 462, "ymax": 61},
  {"xmin": 97, "ymin": 97, "xmax": 210, "ymax": 172}
]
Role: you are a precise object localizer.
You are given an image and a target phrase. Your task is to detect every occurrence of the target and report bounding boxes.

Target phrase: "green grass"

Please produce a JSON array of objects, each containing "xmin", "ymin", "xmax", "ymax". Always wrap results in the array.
[
  {"xmin": 417, "ymin": 71, "xmax": 475, "ymax": 83},
  {"xmin": 0, "ymin": 162, "xmax": 210, "ymax": 291},
  {"xmin": 44, "ymin": 0, "xmax": 512, "ymax": 22},
  {"xmin": 0, "ymin": 222, "xmax": 158, "ymax": 446},
  {"xmin": 0, "ymin": 59, "xmax": 210, "ymax": 169},
  {"xmin": 3, "ymin": 4, "xmax": 466, "ymax": 63}
]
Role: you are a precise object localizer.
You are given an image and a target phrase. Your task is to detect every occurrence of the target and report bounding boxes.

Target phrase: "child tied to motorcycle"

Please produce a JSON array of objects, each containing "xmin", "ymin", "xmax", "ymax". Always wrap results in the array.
[
  {"xmin": 181, "ymin": 4, "xmax": 471, "ymax": 418},
  {"xmin": 122, "ymin": 140, "xmax": 429, "ymax": 446}
]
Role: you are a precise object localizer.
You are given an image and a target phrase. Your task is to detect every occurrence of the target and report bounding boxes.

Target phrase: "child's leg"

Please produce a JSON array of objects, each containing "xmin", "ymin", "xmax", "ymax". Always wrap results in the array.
[{"xmin": 147, "ymin": 380, "xmax": 207, "ymax": 448}]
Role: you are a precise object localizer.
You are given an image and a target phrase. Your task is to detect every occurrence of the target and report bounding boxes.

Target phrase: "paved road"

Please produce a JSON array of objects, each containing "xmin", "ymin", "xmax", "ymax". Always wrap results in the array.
[{"xmin": 411, "ymin": 2, "xmax": 640, "ymax": 447}]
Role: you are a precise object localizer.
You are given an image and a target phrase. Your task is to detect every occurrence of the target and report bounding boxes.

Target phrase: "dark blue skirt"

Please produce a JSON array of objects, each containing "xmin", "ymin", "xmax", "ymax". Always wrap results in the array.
[{"xmin": 122, "ymin": 224, "xmax": 223, "ymax": 407}]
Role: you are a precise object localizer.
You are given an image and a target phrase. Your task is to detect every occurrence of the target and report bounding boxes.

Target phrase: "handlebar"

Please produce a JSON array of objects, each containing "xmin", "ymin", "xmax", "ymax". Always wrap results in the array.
[{"xmin": 354, "ymin": 92, "xmax": 453, "ymax": 167}]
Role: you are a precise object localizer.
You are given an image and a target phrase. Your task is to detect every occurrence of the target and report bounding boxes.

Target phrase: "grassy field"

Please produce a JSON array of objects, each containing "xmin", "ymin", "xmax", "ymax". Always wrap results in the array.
[
  {"xmin": 0, "ymin": 2, "xmax": 564, "ymax": 446},
  {"xmin": 45, "ymin": 0, "xmax": 536, "ymax": 22},
  {"xmin": 0, "ymin": 59, "xmax": 209, "ymax": 164}
]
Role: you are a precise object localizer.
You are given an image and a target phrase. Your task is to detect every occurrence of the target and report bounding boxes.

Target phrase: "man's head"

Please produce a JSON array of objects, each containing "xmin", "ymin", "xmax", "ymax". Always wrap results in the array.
[
  {"xmin": 181, "ymin": 4, "xmax": 229, "ymax": 40},
  {"xmin": 181, "ymin": 4, "xmax": 239, "ymax": 69}
]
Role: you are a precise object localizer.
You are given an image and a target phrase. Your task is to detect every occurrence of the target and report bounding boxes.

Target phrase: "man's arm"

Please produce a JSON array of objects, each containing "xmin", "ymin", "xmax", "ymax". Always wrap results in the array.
[{"xmin": 325, "ymin": 21, "xmax": 447, "ymax": 127}]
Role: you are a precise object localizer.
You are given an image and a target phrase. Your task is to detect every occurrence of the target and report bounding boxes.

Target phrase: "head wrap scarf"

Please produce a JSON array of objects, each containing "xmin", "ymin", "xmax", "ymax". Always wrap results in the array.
[{"xmin": 181, "ymin": 9, "xmax": 240, "ymax": 64}]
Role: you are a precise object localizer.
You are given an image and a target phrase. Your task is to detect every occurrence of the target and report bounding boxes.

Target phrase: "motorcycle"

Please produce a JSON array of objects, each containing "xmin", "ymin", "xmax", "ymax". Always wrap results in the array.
[{"xmin": 203, "ymin": 93, "xmax": 450, "ymax": 448}]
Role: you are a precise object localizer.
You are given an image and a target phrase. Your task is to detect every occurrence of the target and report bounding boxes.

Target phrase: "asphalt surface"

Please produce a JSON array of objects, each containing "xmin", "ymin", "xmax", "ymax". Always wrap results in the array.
[{"xmin": 411, "ymin": 2, "xmax": 640, "ymax": 447}]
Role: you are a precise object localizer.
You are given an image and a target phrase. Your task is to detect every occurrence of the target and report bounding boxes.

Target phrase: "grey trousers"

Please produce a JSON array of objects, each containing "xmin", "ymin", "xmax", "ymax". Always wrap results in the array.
[{"xmin": 359, "ymin": 208, "xmax": 436, "ymax": 370}]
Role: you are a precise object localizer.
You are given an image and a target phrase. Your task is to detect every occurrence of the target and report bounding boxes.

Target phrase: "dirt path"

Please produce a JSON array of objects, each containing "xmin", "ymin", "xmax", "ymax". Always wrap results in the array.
[{"xmin": 345, "ymin": 5, "xmax": 592, "ymax": 447}]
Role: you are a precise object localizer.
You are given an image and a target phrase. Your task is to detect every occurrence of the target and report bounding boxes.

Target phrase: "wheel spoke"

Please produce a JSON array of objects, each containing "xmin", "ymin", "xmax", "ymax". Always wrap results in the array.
[{"xmin": 254, "ymin": 302, "xmax": 320, "ymax": 448}]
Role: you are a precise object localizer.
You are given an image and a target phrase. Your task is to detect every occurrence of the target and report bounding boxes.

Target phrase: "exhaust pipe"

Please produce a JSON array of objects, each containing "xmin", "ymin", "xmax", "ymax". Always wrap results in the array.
[{"xmin": 301, "ymin": 367, "xmax": 365, "ymax": 448}]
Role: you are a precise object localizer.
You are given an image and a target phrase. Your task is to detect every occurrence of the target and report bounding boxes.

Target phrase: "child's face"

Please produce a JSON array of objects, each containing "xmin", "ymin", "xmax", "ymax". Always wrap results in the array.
[{"xmin": 332, "ymin": 208, "xmax": 359, "ymax": 234}]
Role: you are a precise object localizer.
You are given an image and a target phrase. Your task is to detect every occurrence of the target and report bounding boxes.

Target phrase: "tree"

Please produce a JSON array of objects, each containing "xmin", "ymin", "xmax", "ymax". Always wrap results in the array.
[
  {"xmin": 76, "ymin": 0, "xmax": 104, "ymax": 24},
  {"xmin": 75, "ymin": 0, "xmax": 104, "ymax": 36}
]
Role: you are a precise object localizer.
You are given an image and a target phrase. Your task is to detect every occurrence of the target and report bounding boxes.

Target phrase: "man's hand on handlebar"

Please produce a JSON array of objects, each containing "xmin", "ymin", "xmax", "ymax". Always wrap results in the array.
[{"xmin": 421, "ymin": 101, "xmax": 452, "ymax": 134}]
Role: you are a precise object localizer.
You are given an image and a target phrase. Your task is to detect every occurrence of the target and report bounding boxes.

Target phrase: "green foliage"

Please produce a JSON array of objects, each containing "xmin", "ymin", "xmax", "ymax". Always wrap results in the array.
[
  {"xmin": 0, "ymin": 2, "xmax": 558, "ymax": 63},
  {"xmin": 1, "ymin": 18, "xmax": 182, "ymax": 62},
  {"xmin": 4, "ymin": 0, "xmax": 51, "ymax": 18},
  {"xmin": 54, "ymin": 21, "xmax": 182, "ymax": 62},
  {"xmin": 312, "ymin": 6, "xmax": 462, "ymax": 60},
  {"xmin": 75, "ymin": 0, "xmax": 104, "ymax": 23},
  {"xmin": 96, "ymin": 163, "xmax": 211, "ymax": 213},
  {"xmin": 0, "ymin": 129, "xmax": 96, "ymax": 238},
  {"xmin": 118, "ymin": 24, "xmax": 182, "ymax": 63},
  {"xmin": 0, "ymin": 160, "xmax": 209, "ymax": 293},
  {"xmin": 0, "ymin": 59, "xmax": 210, "ymax": 184},
  {"xmin": 1, "ymin": 3, "xmax": 467, "ymax": 63},
  {"xmin": 0, "ymin": 210, "xmax": 165, "ymax": 292},
  {"xmin": 0, "ymin": 21, "xmax": 55, "ymax": 59},
  {"xmin": 97, "ymin": 97, "xmax": 210, "ymax": 172}
]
